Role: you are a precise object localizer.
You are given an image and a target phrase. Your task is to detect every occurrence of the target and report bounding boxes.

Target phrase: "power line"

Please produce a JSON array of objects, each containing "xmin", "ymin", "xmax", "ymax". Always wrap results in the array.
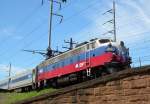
[
  {"xmin": 0, "ymin": 0, "xmax": 76, "ymax": 51},
  {"xmin": 0, "ymin": 3, "xmax": 43, "ymax": 47},
  {"xmin": 0, "ymin": 19, "xmax": 47, "ymax": 57},
  {"xmin": 7, "ymin": 0, "xmax": 104, "ymax": 67},
  {"xmin": 0, "ymin": 0, "xmax": 101, "ymax": 60},
  {"xmin": 2, "ymin": 30, "xmax": 48, "ymax": 62},
  {"xmin": 17, "ymin": 0, "xmax": 116, "ymax": 69},
  {"xmin": 1, "ymin": 0, "xmax": 150, "ymax": 68},
  {"xmin": 0, "ymin": 0, "xmax": 78, "ymax": 60}
]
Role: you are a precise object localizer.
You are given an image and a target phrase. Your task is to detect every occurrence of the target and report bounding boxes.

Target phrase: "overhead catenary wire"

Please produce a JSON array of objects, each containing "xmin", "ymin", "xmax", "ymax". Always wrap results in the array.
[
  {"xmin": 0, "ymin": 0, "xmax": 102, "ymax": 59},
  {"xmin": 0, "ymin": 19, "xmax": 47, "ymax": 57},
  {"xmin": 0, "ymin": 0, "xmax": 76, "ymax": 48},
  {"xmin": 6, "ymin": 0, "xmax": 101, "ymax": 70},
  {"xmin": 0, "ymin": 0, "xmax": 149, "ymax": 71},
  {"xmin": 0, "ymin": 4, "xmax": 43, "ymax": 47}
]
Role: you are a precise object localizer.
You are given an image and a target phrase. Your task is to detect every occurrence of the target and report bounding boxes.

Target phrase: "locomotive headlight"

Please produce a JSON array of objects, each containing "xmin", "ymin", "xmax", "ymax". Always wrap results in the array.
[
  {"xmin": 106, "ymin": 43, "xmax": 117, "ymax": 55},
  {"xmin": 106, "ymin": 43, "xmax": 113, "ymax": 52},
  {"xmin": 39, "ymin": 69, "xmax": 43, "ymax": 73}
]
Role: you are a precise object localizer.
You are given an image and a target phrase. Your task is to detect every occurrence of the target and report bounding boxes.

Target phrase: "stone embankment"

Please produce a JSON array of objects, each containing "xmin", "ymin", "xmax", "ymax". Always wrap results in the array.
[{"xmin": 15, "ymin": 66, "xmax": 150, "ymax": 104}]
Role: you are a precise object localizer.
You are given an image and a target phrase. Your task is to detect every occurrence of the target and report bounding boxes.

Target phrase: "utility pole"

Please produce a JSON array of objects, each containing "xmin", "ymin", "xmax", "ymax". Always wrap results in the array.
[
  {"xmin": 113, "ymin": 1, "xmax": 116, "ymax": 42},
  {"xmin": 139, "ymin": 57, "xmax": 141, "ymax": 67},
  {"xmin": 46, "ymin": 0, "xmax": 64, "ymax": 59},
  {"xmin": 103, "ymin": 0, "xmax": 117, "ymax": 42},
  {"xmin": 46, "ymin": 0, "xmax": 54, "ymax": 59},
  {"xmin": 48, "ymin": 0, "xmax": 53, "ymax": 50},
  {"xmin": 8, "ymin": 63, "xmax": 11, "ymax": 90}
]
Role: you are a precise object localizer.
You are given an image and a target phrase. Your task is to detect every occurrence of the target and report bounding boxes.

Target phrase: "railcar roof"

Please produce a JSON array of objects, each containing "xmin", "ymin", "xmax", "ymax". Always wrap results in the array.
[{"xmin": 10, "ymin": 69, "xmax": 32, "ymax": 79}]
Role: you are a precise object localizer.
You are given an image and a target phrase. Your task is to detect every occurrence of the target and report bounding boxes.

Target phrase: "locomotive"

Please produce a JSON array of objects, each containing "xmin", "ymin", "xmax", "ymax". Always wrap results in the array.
[{"xmin": 0, "ymin": 38, "xmax": 131, "ymax": 91}]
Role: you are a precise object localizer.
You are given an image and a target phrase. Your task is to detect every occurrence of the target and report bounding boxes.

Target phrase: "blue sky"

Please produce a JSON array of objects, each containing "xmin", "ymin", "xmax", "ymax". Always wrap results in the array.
[{"xmin": 0, "ymin": 0, "xmax": 150, "ymax": 79}]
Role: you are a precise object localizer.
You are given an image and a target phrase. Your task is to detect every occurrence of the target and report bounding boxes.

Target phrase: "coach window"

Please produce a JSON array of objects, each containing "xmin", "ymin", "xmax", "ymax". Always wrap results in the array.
[
  {"xmin": 91, "ymin": 42, "xmax": 95, "ymax": 49},
  {"xmin": 66, "ymin": 58, "xmax": 69, "ymax": 65},
  {"xmin": 47, "ymin": 65, "xmax": 51, "ymax": 71},
  {"xmin": 48, "ymin": 65, "xmax": 51, "ymax": 70},
  {"xmin": 87, "ymin": 44, "xmax": 90, "ymax": 50},
  {"xmin": 55, "ymin": 64, "xmax": 57, "ymax": 69},
  {"xmin": 44, "ymin": 67, "xmax": 47, "ymax": 72},
  {"xmin": 62, "ymin": 61, "xmax": 64, "ymax": 67},
  {"xmin": 45, "ymin": 66, "xmax": 48, "ymax": 71},
  {"xmin": 54, "ymin": 64, "xmax": 56, "ymax": 69},
  {"xmin": 64, "ymin": 59, "xmax": 67, "ymax": 66},
  {"xmin": 73, "ymin": 56, "xmax": 77, "ymax": 63},
  {"xmin": 70, "ymin": 58, "xmax": 73, "ymax": 64},
  {"xmin": 52, "ymin": 64, "xmax": 55, "ymax": 69},
  {"xmin": 77, "ymin": 55, "xmax": 80, "ymax": 61},
  {"xmin": 57, "ymin": 63, "xmax": 59, "ymax": 68},
  {"xmin": 80, "ymin": 53, "xmax": 84, "ymax": 60}
]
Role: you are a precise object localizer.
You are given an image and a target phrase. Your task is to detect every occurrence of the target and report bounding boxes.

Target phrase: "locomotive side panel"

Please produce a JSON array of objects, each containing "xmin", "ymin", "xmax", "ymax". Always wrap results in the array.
[
  {"xmin": 37, "ymin": 45, "xmax": 87, "ymax": 81},
  {"xmin": 37, "ymin": 41, "xmax": 116, "ymax": 81}
]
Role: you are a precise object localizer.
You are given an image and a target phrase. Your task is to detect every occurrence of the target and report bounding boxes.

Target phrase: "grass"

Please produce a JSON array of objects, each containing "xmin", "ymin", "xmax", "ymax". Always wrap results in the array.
[{"xmin": 0, "ymin": 88, "xmax": 56, "ymax": 104}]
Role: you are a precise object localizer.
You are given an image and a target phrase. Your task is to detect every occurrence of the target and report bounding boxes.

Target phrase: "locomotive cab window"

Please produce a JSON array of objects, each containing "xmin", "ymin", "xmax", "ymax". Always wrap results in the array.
[
  {"xmin": 57, "ymin": 63, "xmax": 59, "ymax": 68},
  {"xmin": 99, "ymin": 39, "xmax": 110, "ymax": 43}
]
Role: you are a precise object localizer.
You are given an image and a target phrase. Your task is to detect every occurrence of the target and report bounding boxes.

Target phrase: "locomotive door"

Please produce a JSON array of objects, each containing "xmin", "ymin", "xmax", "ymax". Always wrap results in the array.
[{"xmin": 85, "ymin": 44, "xmax": 91, "ymax": 67}]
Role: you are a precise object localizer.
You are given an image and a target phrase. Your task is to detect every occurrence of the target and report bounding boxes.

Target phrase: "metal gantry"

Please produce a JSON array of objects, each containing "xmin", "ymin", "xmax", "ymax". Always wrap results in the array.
[
  {"xmin": 103, "ymin": 0, "xmax": 117, "ymax": 42},
  {"xmin": 63, "ymin": 38, "xmax": 77, "ymax": 50}
]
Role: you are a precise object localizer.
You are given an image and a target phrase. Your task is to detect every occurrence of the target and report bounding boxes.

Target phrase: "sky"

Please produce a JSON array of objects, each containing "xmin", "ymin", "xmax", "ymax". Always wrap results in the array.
[{"xmin": 0, "ymin": 0, "xmax": 150, "ymax": 79}]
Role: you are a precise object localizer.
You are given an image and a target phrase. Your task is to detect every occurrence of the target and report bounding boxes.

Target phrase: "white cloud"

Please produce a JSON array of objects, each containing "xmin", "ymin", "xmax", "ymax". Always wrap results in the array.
[
  {"xmin": 72, "ymin": 3, "xmax": 112, "ymax": 42},
  {"xmin": 115, "ymin": 0, "xmax": 150, "ymax": 44},
  {"xmin": 72, "ymin": 0, "xmax": 150, "ymax": 43},
  {"xmin": 123, "ymin": 0, "xmax": 150, "ymax": 26},
  {"xmin": 0, "ymin": 28, "xmax": 14, "ymax": 36},
  {"xmin": 70, "ymin": 0, "xmax": 150, "ymax": 66}
]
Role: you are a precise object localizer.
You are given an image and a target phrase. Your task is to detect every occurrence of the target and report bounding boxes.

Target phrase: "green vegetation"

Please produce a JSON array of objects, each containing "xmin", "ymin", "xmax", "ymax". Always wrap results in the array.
[{"xmin": 0, "ymin": 88, "xmax": 56, "ymax": 104}]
